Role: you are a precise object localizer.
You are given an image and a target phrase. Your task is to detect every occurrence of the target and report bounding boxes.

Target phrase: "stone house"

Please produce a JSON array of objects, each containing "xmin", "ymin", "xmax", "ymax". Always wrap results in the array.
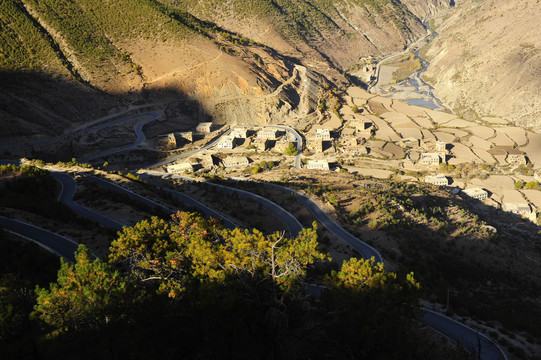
[
  {"xmin": 217, "ymin": 136, "xmax": 235, "ymax": 149},
  {"xmin": 342, "ymin": 138, "xmax": 368, "ymax": 155},
  {"xmin": 167, "ymin": 162, "xmax": 193, "ymax": 173},
  {"xmin": 196, "ymin": 122, "xmax": 215, "ymax": 133},
  {"xmin": 436, "ymin": 141, "xmax": 447, "ymax": 152},
  {"xmin": 424, "ymin": 174, "xmax": 449, "ymax": 186},
  {"xmin": 399, "ymin": 137, "xmax": 420, "ymax": 148},
  {"xmin": 506, "ymin": 153, "xmax": 527, "ymax": 165},
  {"xmin": 315, "ymin": 128, "xmax": 331, "ymax": 140},
  {"xmin": 462, "ymin": 187, "xmax": 488, "ymax": 201},
  {"xmin": 231, "ymin": 128, "xmax": 248, "ymax": 138},
  {"xmin": 502, "ymin": 202, "xmax": 533, "ymax": 216},
  {"xmin": 223, "ymin": 156, "xmax": 250, "ymax": 168},
  {"xmin": 306, "ymin": 159, "xmax": 330, "ymax": 171},
  {"xmin": 308, "ymin": 139, "xmax": 324, "ymax": 153},
  {"xmin": 257, "ymin": 128, "xmax": 279, "ymax": 139},
  {"xmin": 420, "ymin": 152, "xmax": 445, "ymax": 165}
]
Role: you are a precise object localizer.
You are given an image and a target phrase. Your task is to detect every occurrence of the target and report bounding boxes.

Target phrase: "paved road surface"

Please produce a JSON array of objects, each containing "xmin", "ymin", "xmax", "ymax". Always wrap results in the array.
[
  {"xmin": 246, "ymin": 181, "xmax": 384, "ymax": 263},
  {"xmin": 270, "ymin": 125, "xmax": 302, "ymax": 169},
  {"xmin": 162, "ymin": 188, "xmax": 237, "ymax": 229},
  {"xmin": 143, "ymin": 171, "xmax": 303, "ymax": 237},
  {"xmin": 0, "ymin": 112, "xmax": 160, "ymax": 150},
  {"xmin": 82, "ymin": 113, "xmax": 161, "ymax": 162},
  {"xmin": 421, "ymin": 309, "xmax": 508, "ymax": 360},
  {"xmin": 87, "ymin": 175, "xmax": 173, "ymax": 214},
  {"xmin": 51, "ymin": 172, "xmax": 124, "ymax": 229},
  {"xmin": 205, "ymin": 181, "xmax": 303, "ymax": 237},
  {"xmin": 0, "ymin": 216, "xmax": 79, "ymax": 262}
]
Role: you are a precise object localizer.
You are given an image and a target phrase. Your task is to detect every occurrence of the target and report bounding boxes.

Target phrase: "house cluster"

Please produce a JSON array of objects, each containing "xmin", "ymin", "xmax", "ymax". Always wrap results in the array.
[
  {"xmin": 215, "ymin": 127, "xmax": 293, "ymax": 152},
  {"xmin": 403, "ymin": 140, "xmax": 448, "ymax": 166}
]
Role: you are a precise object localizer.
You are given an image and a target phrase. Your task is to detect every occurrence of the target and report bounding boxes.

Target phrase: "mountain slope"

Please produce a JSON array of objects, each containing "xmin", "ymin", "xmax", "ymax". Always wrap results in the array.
[
  {"xmin": 0, "ymin": 0, "xmax": 451, "ymax": 142},
  {"xmin": 160, "ymin": 0, "xmax": 432, "ymax": 69},
  {"xmin": 422, "ymin": 0, "xmax": 541, "ymax": 129}
]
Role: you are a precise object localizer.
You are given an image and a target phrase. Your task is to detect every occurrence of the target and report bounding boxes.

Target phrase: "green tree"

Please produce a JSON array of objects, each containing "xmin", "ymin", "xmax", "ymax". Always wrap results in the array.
[
  {"xmin": 321, "ymin": 257, "xmax": 422, "ymax": 358},
  {"xmin": 34, "ymin": 245, "xmax": 133, "ymax": 332},
  {"xmin": 110, "ymin": 212, "xmax": 327, "ymax": 302},
  {"xmin": 328, "ymin": 193, "xmax": 338, "ymax": 207},
  {"xmin": 252, "ymin": 164, "xmax": 261, "ymax": 173},
  {"xmin": 525, "ymin": 181, "xmax": 539, "ymax": 189},
  {"xmin": 109, "ymin": 213, "xmax": 217, "ymax": 298},
  {"xmin": 284, "ymin": 142, "xmax": 298, "ymax": 156},
  {"xmin": 515, "ymin": 180, "xmax": 524, "ymax": 189}
]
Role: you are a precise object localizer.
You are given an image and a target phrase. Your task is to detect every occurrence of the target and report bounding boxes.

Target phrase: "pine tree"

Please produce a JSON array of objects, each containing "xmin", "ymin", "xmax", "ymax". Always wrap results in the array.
[{"xmin": 34, "ymin": 245, "xmax": 133, "ymax": 332}]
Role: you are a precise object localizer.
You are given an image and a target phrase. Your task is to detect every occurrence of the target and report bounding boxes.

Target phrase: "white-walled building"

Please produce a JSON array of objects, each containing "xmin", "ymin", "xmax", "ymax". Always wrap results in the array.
[
  {"xmin": 424, "ymin": 174, "xmax": 449, "ymax": 186},
  {"xmin": 306, "ymin": 159, "xmax": 330, "ymax": 171},
  {"xmin": 217, "ymin": 136, "xmax": 235, "ymax": 149},
  {"xmin": 257, "ymin": 128, "xmax": 279, "ymax": 139},
  {"xmin": 315, "ymin": 128, "xmax": 331, "ymax": 140},
  {"xmin": 421, "ymin": 152, "xmax": 445, "ymax": 165},
  {"xmin": 223, "ymin": 156, "xmax": 250, "ymax": 168},
  {"xmin": 462, "ymin": 187, "xmax": 488, "ymax": 201},
  {"xmin": 167, "ymin": 162, "xmax": 194, "ymax": 173}
]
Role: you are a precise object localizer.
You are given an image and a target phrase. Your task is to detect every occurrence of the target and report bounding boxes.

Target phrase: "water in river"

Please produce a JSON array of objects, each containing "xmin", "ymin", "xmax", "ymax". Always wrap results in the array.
[{"xmin": 371, "ymin": 28, "xmax": 448, "ymax": 112}]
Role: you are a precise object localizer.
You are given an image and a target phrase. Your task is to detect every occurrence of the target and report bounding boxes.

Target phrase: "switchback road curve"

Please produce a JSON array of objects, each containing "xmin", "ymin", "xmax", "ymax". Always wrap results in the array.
[
  {"xmin": 142, "ymin": 171, "xmax": 303, "ymax": 237},
  {"xmin": 51, "ymin": 172, "xmax": 124, "ymax": 230},
  {"xmin": 0, "ymin": 216, "xmax": 79, "ymax": 262}
]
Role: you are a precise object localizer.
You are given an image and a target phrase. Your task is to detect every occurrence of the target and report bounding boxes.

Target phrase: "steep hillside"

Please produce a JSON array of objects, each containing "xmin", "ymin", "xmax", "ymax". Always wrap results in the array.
[
  {"xmin": 0, "ymin": 0, "xmax": 452, "ymax": 144},
  {"xmin": 160, "ymin": 0, "xmax": 433, "ymax": 70},
  {"xmin": 422, "ymin": 0, "xmax": 541, "ymax": 129}
]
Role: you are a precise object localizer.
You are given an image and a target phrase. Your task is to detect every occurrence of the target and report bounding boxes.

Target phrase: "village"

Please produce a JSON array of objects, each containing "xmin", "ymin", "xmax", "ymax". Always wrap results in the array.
[{"xmin": 152, "ymin": 86, "xmax": 541, "ymax": 225}]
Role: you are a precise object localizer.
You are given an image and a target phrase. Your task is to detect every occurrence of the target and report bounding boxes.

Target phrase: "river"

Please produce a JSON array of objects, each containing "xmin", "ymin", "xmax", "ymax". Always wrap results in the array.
[{"xmin": 369, "ymin": 25, "xmax": 448, "ymax": 111}]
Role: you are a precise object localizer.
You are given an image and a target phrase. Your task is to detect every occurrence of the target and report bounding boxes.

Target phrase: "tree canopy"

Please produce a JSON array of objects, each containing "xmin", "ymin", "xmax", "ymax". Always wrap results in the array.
[
  {"xmin": 22, "ymin": 212, "xmax": 434, "ymax": 359},
  {"xmin": 34, "ymin": 245, "xmax": 135, "ymax": 332},
  {"xmin": 109, "ymin": 212, "xmax": 327, "ymax": 303}
]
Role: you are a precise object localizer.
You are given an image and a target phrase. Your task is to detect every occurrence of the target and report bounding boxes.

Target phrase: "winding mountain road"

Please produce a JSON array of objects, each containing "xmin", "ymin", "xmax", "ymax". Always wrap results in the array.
[
  {"xmin": 421, "ymin": 309, "xmax": 508, "ymax": 360},
  {"xmin": 143, "ymin": 170, "xmax": 303, "ymax": 237},
  {"xmin": 85, "ymin": 174, "xmax": 237, "ymax": 229},
  {"xmin": 162, "ymin": 188, "xmax": 237, "ymax": 229},
  {"xmin": 262, "ymin": 182, "xmax": 383, "ymax": 263},
  {"xmin": 81, "ymin": 112, "xmax": 161, "ymax": 162},
  {"xmin": 204, "ymin": 175, "xmax": 506, "ymax": 360},
  {"xmin": 0, "ymin": 215, "xmax": 79, "ymax": 262},
  {"xmin": 0, "ymin": 111, "xmax": 161, "ymax": 151},
  {"xmin": 51, "ymin": 172, "xmax": 124, "ymax": 229}
]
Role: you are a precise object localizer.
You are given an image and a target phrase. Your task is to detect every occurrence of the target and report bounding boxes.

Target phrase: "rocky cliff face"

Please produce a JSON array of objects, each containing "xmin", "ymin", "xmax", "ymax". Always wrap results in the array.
[{"xmin": 423, "ymin": 0, "xmax": 541, "ymax": 129}]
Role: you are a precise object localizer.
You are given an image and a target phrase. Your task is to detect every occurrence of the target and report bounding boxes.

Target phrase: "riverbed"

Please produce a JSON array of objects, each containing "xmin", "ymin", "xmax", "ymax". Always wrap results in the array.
[{"xmin": 369, "ymin": 27, "xmax": 447, "ymax": 111}]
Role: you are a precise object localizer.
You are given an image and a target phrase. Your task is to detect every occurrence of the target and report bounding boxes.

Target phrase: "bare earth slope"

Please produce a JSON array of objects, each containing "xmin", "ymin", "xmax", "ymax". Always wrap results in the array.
[
  {"xmin": 161, "ymin": 0, "xmax": 450, "ymax": 70},
  {"xmin": 423, "ymin": 0, "xmax": 541, "ymax": 129},
  {"xmin": 0, "ymin": 0, "xmax": 451, "ymax": 142}
]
